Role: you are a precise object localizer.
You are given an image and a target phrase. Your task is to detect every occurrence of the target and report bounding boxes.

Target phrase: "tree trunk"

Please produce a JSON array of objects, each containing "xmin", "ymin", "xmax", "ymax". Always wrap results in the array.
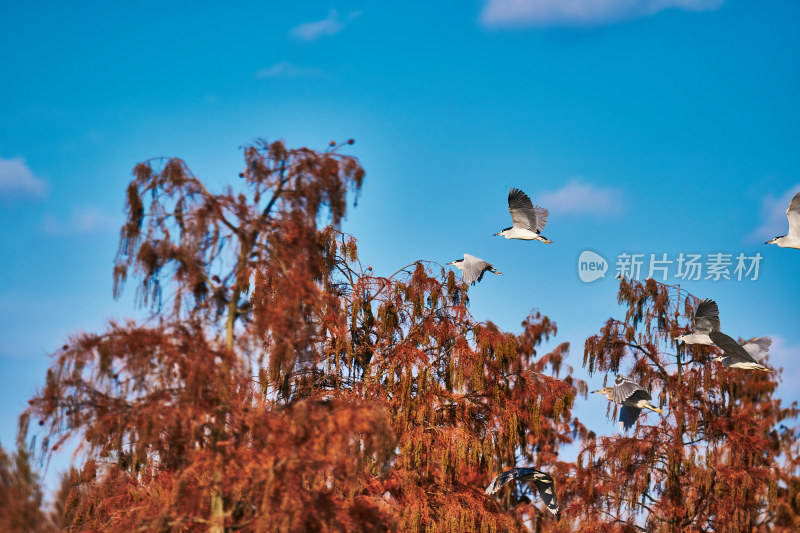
[
  {"xmin": 209, "ymin": 468, "xmax": 225, "ymax": 533},
  {"xmin": 209, "ymin": 286, "xmax": 240, "ymax": 532}
]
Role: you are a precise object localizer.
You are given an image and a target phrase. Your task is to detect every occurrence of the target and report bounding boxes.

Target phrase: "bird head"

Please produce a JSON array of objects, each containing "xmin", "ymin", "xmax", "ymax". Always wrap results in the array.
[
  {"xmin": 765, "ymin": 236, "xmax": 780, "ymax": 245},
  {"xmin": 675, "ymin": 334, "xmax": 687, "ymax": 342},
  {"xmin": 446, "ymin": 259, "xmax": 463, "ymax": 266},
  {"xmin": 591, "ymin": 387, "xmax": 614, "ymax": 400},
  {"xmin": 711, "ymin": 355, "xmax": 725, "ymax": 363}
]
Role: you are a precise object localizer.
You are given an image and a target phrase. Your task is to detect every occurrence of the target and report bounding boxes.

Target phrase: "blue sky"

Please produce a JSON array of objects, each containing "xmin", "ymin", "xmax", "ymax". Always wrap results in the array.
[{"xmin": 2, "ymin": 0, "xmax": 799, "ymax": 487}]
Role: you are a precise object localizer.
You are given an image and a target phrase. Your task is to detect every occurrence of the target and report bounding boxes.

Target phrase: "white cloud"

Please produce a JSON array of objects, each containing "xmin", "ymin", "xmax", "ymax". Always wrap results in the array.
[
  {"xmin": 0, "ymin": 157, "xmax": 47, "ymax": 199},
  {"xmin": 41, "ymin": 206, "xmax": 121, "ymax": 236},
  {"xmin": 538, "ymin": 178, "xmax": 624, "ymax": 217},
  {"xmin": 289, "ymin": 10, "xmax": 361, "ymax": 41},
  {"xmin": 748, "ymin": 184, "xmax": 800, "ymax": 243},
  {"xmin": 480, "ymin": 0, "xmax": 725, "ymax": 27},
  {"xmin": 254, "ymin": 61, "xmax": 326, "ymax": 79}
]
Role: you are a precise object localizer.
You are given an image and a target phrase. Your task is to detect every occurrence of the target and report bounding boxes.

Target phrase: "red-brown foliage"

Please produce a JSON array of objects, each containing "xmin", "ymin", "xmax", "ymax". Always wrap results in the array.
[
  {"xmin": 14, "ymin": 140, "xmax": 800, "ymax": 532},
  {"xmin": 0, "ymin": 444, "xmax": 59, "ymax": 532},
  {"xmin": 21, "ymin": 139, "xmax": 583, "ymax": 532},
  {"xmin": 573, "ymin": 278, "xmax": 800, "ymax": 532}
]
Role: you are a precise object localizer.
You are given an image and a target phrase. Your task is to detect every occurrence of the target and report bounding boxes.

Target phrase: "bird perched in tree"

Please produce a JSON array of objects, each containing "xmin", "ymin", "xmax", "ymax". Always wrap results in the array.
[
  {"xmin": 709, "ymin": 331, "xmax": 772, "ymax": 372},
  {"xmin": 485, "ymin": 467, "xmax": 559, "ymax": 515},
  {"xmin": 765, "ymin": 190, "xmax": 800, "ymax": 249},
  {"xmin": 675, "ymin": 298, "xmax": 720, "ymax": 345},
  {"xmin": 494, "ymin": 188, "xmax": 553, "ymax": 243},
  {"xmin": 592, "ymin": 375, "xmax": 665, "ymax": 431},
  {"xmin": 446, "ymin": 254, "xmax": 502, "ymax": 285}
]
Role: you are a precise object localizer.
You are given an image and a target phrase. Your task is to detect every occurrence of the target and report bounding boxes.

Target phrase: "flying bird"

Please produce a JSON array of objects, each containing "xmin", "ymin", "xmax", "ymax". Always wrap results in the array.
[
  {"xmin": 675, "ymin": 299, "xmax": 720, "ymax": 345},
  {"xmin": 765, "ymin": 191, "xmax": 800, "ymax": 249},
  {"xmin": 709, "ymin": 331, "xmax": 772, "ymax": 372},
  {"xmin": 447, "ymin": 254, "xmax": 502, "ymax": 285},
  {"xmin": 592, "ymin": 375, "xmax": 665, "ymax": 431},
  {"xmin": 494, "ymin": 188, "xmax": 553, "ymax": 243},
  {"xmin": 485, "ymin": 467, "xmax": 559, "ymax": 515}
]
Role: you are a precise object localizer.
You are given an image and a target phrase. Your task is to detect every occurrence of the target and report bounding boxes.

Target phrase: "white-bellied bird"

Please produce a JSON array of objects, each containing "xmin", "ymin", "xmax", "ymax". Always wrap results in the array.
[
  {"xmin": 494, "ymin": 188, "xmax": 553, "ymax": 243},
  {"xmin": 675, "ymin": 298, "xmax": 719, "ymax": 345},
  {"xmin": 447, "ymin": 254, "xmax": 502, "ymax": 285},
  {"xmin": 766, "ymin": 191, "xmax": 800, "ymax": 249},
  {"xmin": 709, "ymin": 331, "xmax": 772, "ymax": 372},
  {"xmin": 592, "ymin": 375, "xmax": 665, "ymax": 431},
  {"xmin": 485, "ymin": 467, "xmax": 559, "ymax": 515}
]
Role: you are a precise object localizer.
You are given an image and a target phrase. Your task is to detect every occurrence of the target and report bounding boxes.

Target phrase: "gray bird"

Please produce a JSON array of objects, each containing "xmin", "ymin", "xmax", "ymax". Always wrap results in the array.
[
  {"xmin": 446, "ymin": 254, "xmax": 502, "ymax": 285},
  {"xmin": 766, "ymin": 191, "xmax": 800, "ymax": 249},
  {"xmin": 592, "ymin": 374, "xmax": 665, "ymax": 431},
  {"xmin": 675, "ymin": 299, "xmax": 720, "ymax": 345},
  {"xmin": 485, "ymin": 467, "xmax": 559, "ymax": 515},
  {"xmin": 494, "ymin": 188, "xmax": 553, "ymax": 243},
  {"xmin": 709, "ymin": 331, "xmax": 772, "ymax": 372}
]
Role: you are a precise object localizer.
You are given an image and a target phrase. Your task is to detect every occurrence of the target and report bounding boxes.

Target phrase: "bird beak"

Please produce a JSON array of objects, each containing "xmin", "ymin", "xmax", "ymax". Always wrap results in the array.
[
  {"xmin": 446, "ymin": 261, "xmax": 456, "ymax": 265},
  {"xmin": 765, "ymin": 238, "xmax": 778, "ymax": 244},
  {"xmin": 493, "ymin": 232, "xmax": 501, "ymax": 236},
  {"xmin": 590, "ymin": 390, "xmax": 601, "ymax": 394}
]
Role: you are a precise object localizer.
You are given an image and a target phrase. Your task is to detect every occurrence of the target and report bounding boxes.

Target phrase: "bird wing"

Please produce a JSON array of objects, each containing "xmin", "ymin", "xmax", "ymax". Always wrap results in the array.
[
  {"xmin": 462, "ymin": 254, "xmax": 491, "ymax": 285},
  {"xmin": 508, "ymin": 188, "xmax": 547, "ymax": 232},
  {"xmin": 531, "ymin": 472, "xmax": 560, "ymax": 515},
  {"xmin": 532, "ymin": 205, "xmax": 549, "ymax": 233},
  {"xmin": 787, "ymin": 191, "xmax": 800, "ymax": 239},
  {"xmin": 694, "ymin": 299, "xmax": 721, "ymax": 334},
  {"xmin": 485, "ymin": 467, "xmax": 534, "ymax": 495},
  {"xmin": 742, "ymin": 336, "xmax": 772, "ymax": 362},
  {"xmin": 484, "ymin": 467, "xmax": 559, "ymax": 515},
  {"xmin": 710, "ymin": 331, "xmax": 757, "ymax": 364},
  {"xmin": 612, "ymin": 374, "xmax": 650, "ymax": 404},
  {"xmin": 618, "ymin": 405, "xmax": 642, "ymax": 431}
]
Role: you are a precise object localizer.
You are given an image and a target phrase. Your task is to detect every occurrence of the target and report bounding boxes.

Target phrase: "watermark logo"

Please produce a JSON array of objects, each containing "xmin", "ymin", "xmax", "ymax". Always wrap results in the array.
[
  {"xmin": 578, "ymin": 250, "xmax": 608, "ymax": 283},
  {"xmin": 615, "ymin": 252, "xmax": 762, "ymax": 282},
  {"xmin": 578, "ymin": 251, "xmax": 763, "ymax": 283}
]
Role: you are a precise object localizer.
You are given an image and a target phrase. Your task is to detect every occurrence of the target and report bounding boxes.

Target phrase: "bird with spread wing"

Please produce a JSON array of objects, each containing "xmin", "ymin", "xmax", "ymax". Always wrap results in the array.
[
  {"xmin": 446, "ymin": 254, "xmax": 502, "ymax": 285},
  {"xmin": 766, "ymin": 190, "xmax": 800, "ymax": 249},
  {"xmin": 675, "ymin": 298, "xmax": 720, "ymax": 345},
  {"xmin": 485, "ymin": 467, "xmax": 560, "ymax": 515},
  {"xmin": 494, "ymin": 187, "xmax": 553, "ymax": 243},
  {"xmin": 710, "ymin": 331, "xmax": 772, "ymax": 372},
  {"xmin": 592, "ymin": 374, "xmax": 665, "ymax": 431}
]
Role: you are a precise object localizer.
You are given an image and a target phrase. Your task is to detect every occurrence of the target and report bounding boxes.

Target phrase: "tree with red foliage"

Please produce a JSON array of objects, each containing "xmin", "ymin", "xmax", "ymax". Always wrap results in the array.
[
  {"xmin": 0, "ymin": 443, "xmax": 60, "ymax": 532},
  {"xmin": 22, "ymin": 139, "xmax": 586, "ymax": 532},
  {"xmin": 571, "ymin": 278, "xmax": 800, "ymax": 532}
]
